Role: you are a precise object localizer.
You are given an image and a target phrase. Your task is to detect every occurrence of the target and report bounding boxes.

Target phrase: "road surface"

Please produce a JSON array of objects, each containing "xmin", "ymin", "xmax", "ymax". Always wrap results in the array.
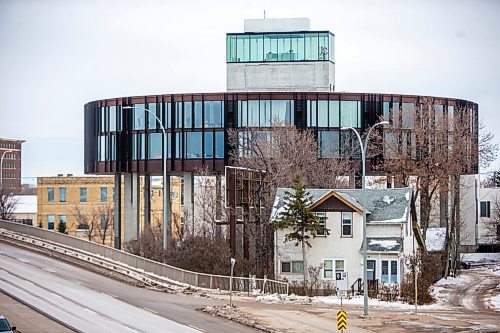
[{"xmin": 0, "ymin": 241, "xmax": 257, "ymax": 333}]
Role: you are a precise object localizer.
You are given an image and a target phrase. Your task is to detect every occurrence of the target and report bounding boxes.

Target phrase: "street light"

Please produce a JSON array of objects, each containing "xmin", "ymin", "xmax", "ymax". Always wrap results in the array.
[
  {"xmin": 0, "ymin": 149, "xmax": 14, "ymax": 190},
  {"xmin": 123, "ymin": 106, "xmax": 169, "ymax": 250},
  {"xmin": 341, "ymin": 120, "xmax": 388, "ymax": 317}
]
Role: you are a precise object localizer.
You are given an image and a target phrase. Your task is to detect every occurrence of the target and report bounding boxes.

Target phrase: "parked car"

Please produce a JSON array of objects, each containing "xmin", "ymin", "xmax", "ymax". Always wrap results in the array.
[{"xmin": 0, "ymin": 315, "xmax": 15, "ymax": 333}]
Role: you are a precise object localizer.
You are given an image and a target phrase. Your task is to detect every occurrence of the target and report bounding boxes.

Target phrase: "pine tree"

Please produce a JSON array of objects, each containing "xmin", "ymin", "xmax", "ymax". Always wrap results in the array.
[{"xmin": 271, "ymin": 175, "xmax": 329, "ymax": 284}]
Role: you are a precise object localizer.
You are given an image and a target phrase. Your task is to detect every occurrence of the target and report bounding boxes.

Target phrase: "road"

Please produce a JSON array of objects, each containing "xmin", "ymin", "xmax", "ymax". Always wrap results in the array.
[{"xmin": 0, "ymin": 241, "xmax": 257, "ymax": 333}]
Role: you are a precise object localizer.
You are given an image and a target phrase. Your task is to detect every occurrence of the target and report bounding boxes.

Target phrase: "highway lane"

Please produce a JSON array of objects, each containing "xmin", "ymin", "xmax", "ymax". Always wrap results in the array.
[{"xmin": 0, "ymin": 241, "xmax": 257, "ymax": 333}]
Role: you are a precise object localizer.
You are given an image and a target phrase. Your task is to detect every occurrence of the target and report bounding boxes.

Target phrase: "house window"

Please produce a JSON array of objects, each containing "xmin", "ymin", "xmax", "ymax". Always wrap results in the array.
[
  {"xmin": 80, "ymin": 187, "xmax": 87, "ymax": 203},
  {"xmin": 315, "ymin": 212, "xmax": 327, "ymax": 236},
  {"xmin": 323, "ymin": 259, "xmax": 345, "ymax": 279},
  {"xmin": 381, "ymin": 260, "xmax": 398, "ymax": 283},
  {"xmin": 59, "ymin": 187, "xmax": 66, "ymax": 202},
  {"xmin": 59, "ymin": 215, "xmax": 67, "ymax": 228},
  {"xmin": 47, "ymin": 188, "xmax": 54, "ymax": 203},
  {"xmin": 100, "ymin": 187, "xmax": 107, "ymax": 202},
  {"xmin": 281, "ymin": 261, "xmax": 303, "ymax": 274},
  {"xmin": 48, "ymin": 215, "xmax": 55, "ymax": 230},
  {"xmin": 480, "ymin": 201, "xmax": 491, "ymax": 218},
  {"xmin": 341, "ymin": 212, "xmax": 352, "ymax": 237},
  {"xmin": 367, "ymin": 260, "xmax": 376, "ymax": 280}
]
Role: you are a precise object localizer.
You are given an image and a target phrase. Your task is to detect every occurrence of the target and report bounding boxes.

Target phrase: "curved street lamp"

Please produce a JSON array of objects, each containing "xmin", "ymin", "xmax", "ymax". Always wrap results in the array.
[
  {"xmin": 341, "ymin": 120, "xmax": 389, "ymax": 317},
  {"xmin": 123, "ymin": 106, "xmax": 169, "ymax": 250}
]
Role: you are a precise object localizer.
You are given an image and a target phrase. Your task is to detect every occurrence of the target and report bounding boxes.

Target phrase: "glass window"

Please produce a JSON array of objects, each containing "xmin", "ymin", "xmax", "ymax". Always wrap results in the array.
[
  {"xmin": 390, "ymin": 260, "xmax": 398, "ymax": 283},
  {"xmin": 248, "ymin": 101, "xmax": 260, "ymax": 127},
  {"xmin": 59, "ymin": 187, "xmax": 66, "ymax": 203},
  {"xmin": 318, "ymin": 100, "xmax": 328, "ymax": 127},
  {"xmin": 264, "ymin": 34, "xmax": 278, "ymax": 61},
  {"xmin": 316, "ymin": 212, "xmax": 326, "ymax": 236},
  {"xmin": 367, "ymin": 260, "xmax": 376, "ymax": 280},
  {"xmin": 48, "ymin": 215, "xmax": 54, "ymax": 230},
  {"xmin": 165, "ymin": 102, "xmax": 172, "ymax": 129},
  {"xmin": 335, "ymin": 260, "xmax": 345, "ymax": 274},
  {"xmin": 184, "ymin": 132, "xmax": 202, "ymax": 159},
  {"xmin": 148, "ymin": 133, "xmax": 163, "ymax": 159},
  {"xmin": 260, "ymin": 100, "xmax": 271, "ymax": 127},
  {"xmin": 281, "ymin": 261, "xmax": 291, "ymax": 273},
  {"xmin": 204, "ymin": 101, "xmax": 224, "ymax": 128},
  {"xmin": 59, "ymin": 215, "xmax": 67, "ymax": 226},
  {"xmin": 329, "ymin": 33, "xmax": 335, "ymax": 62},
  {"xmin": 323, "ymin": 259, "xmax": 333, "ymax": 278},
  {"xmin": 109, "ymin": 106, "xmax": 116, "ymax": 132},
  {"xmin": 328, "ymin": 101, "xmax": 339, "ymax": 127},
  {"xmin": 175, "ymin": 102, "xmax": 183, "ymax": 129},
  {"xmin": 318, "ymin": 130, "xmax": 340, "ymax": 158},
  {"xmin": 305, "ymin": 33, "xmax": 319, "ymax": 61},
  {"xmin": 184, "ymin": 102, "xmax": 192, "ymax": 129},
  {"xmin": 100, "ymin": 187, "xmax": 107, "ymax": 203},
  {"xmin": 204, "ymin": 132, "xmax": 213, "ymax": 158},
  {"xmin": 481, "ymin": 201, "xmax": 491, "ymax": 218},
  {"xmin": 117, "ymin": 105, "xmax": 123, "ymax": 131},
  {"xmin": 307, "ymin": 100, "xmax": 317, "ymax": 127},
  {"xmin": 341, "ymin": 212, "xmax": 352, "ymax": 237},
  {"xmin": 47, "ymin": 187, "xmax": 54, "ymax": 203},
  {"xmin": 384, "ymin": 131, "xmax": 398, "ymax": 159},
  {"xmin": 318, "ymin": 33, "xmax": 329, "ymax": 60},
  {"xmin": 175, "ymin": 132, "xmax": 182, "ymax": 159},
  {"xmin": 382, "ymin": 260, "xmax": 389, "ymax": 283},
  {"xmin": 383, "ymin": 102, "xmax": 390, "ymax": 121},
  {"xmin": 391, "ymin": 102, "xmax": 400, "ymax": 127},
  {"xmin": 238, "ymin": 100, "xmax": 247, "ymax": 127},
  {"xmin": 293, "ymin": 34, "xmax": 305, "ymax": 61},
  {"xmin": 226, "ymin": 35, "xmax": 237, "ymax": 62},
  {"xmin": 402, "ymin": 103, "xmax": 414, "ymax": 129},
  {"xmin": 340, "ymin": 101, "xmax": 360, "ymax": 127},
  {"xmin": 292, "ymin": 261, "xmax": 304, "ymax": 273},
  {"xmin": 133, "ymin": 103, "xmax": 145, "ymax": 130},
  {"xmin": 272, "ymin": 100, "xmax": 294, "ymax": 125},
  {"xmin": 277, "ymin": 34, "xmax": 291, "ymax": 61},
  {"xmin": 236, "ymin": 35, "xmax": 249, "ymax": 62},
  {"xmin": 80, "ymin": 187, "xmax": 87, "ymax": 203},
  {"xmin": 215, "ymin": 132, "xmax": 224, "ymax": 158},
  {"xmin": 147, "ymin": 103, "xmax": 157, "ymax": 130},
  {"xmin": 249, "ymin": 34, "xmax": 263, "ymax": 61},
  {"xmin": 132, "ymin": 134, "xmax": 145, "ymax": 160},
  {"xmin": 194, "ymin": 101, "xmax": 202, "ymax": 128}
]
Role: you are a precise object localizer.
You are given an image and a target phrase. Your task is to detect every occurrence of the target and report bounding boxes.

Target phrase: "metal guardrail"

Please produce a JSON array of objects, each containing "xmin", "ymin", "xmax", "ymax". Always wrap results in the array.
[{"xmin": 0, "ymin": 219, "xmax": 289, "ymax": 295}]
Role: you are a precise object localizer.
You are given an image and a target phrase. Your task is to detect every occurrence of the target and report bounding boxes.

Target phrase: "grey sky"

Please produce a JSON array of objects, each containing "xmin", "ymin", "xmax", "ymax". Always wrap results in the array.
[{"xmin": 0, "ymin": 0, "xmax": 499, "ymax": 178}]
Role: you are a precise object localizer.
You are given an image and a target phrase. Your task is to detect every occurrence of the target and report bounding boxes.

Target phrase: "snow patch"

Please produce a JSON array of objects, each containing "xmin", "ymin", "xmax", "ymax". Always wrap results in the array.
[
  {"xmin": 461, "ymin": 253, "xmax": 500, "ymax": 264},
  {"xmin": 490, "ymin": 295, "xmax": 500, "ymax": 311},
  {"xmin": 369, "ymin": 239, "xmax": 399, "ymax": 249},
  {"xmin": 383, "ymin": 195, "xmax": 395, "ymax": 204},
  {"xmin": 371, "ymin": 206, "xmax": 408, "ymax": 223},
  {"xmin": 434, "ymin": 275, "xmax": 471, "ymax": 287},
  {"xmin": 405, "ymin": 191, "xmax": 410, "ymax": 201},
  {"xmin": 426, "ymin": 228, "xmax": 446, "ymax": 252}
]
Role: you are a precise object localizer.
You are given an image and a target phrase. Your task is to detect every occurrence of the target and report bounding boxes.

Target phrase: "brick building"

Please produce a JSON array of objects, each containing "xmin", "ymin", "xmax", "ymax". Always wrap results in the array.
[{"xmin": 0, "ymin": 138, "xmax": 24, "ymax": 193}]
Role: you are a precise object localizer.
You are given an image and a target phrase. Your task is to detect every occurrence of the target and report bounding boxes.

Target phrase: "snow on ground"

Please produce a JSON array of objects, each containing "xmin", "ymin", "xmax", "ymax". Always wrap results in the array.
[
  {"xmin": 490, "ymin": 295, "xmax": 500, "ymax": 311},
  {"xmin": 429, "ymin": 274, "xmax": 472, "ymax": 305},
  {"xmin": 256, "ymin": 293, "xmax": 441, "ymax": 310},
  {"xmin": 425, "ymin": 228, "xmax": 446, "ymax": 252},
  {"xmin": 461, "ymin": 252, "xmax": 500, "ymax": 264},
  {"xmin": 489, "ymin": 264, "xmax": 500, "ymax": 276}
]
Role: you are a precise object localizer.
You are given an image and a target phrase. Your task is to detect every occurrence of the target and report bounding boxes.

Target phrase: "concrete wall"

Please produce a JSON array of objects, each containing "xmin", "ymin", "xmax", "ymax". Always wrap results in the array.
[{"xmin": 227, "ymin": 61, "xmax": 334, "ymax": 92}]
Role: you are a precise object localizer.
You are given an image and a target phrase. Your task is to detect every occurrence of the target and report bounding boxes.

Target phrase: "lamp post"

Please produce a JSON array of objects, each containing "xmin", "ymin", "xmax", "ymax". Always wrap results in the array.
[
  {"xmin": 341, "ymin": 120, "xmax": 388, "ymax": 317},
  {"xmin": 123, "ymin": 106, "xmax": 169, "ymax": 250},
  {"xmin": 0, "ymin": 149, "xmax": 14, "ymax": 190}
]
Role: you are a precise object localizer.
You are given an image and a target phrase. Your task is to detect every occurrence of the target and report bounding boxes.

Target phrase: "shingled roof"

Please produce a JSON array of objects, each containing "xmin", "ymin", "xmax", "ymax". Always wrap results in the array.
[{"xmin": 271, "ymin": 187, "xmax": 411, "ymax": 224}]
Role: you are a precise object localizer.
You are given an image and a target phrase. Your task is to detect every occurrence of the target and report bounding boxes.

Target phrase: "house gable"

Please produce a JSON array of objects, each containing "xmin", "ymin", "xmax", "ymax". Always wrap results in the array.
[{"xmin": 310, "ymin": 191, "xmax": 362, "ymax": 213}]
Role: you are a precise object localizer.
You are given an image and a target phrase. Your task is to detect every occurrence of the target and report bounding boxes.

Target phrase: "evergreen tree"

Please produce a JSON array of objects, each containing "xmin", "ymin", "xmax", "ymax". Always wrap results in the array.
[
  {"xmin": 271, "ymin": 175, "xmax": 329, "ymax": 284},
  {"xmin": 57, "ymin": 221, "xmax": 68, "ymax": 234}
]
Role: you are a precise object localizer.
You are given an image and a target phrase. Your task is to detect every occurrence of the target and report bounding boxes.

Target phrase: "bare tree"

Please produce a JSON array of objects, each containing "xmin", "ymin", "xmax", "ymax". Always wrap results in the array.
[
  {"xmin": 71, "ymin": 205, "xmax": 99, "ymax": 241},
  {"xmin": 0, "ymin": 188, "xmax": 18, "ymax": 220},
  {"xmin": 96, "ymin": 203, "xmax": 114, "ymax": 245}
]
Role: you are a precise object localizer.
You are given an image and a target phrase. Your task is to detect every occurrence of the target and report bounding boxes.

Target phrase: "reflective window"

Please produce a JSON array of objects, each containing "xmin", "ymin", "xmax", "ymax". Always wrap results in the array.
[
  {"xmin": 147, "ymin": 103, "xmax": 158, "ymax": 130},
  {"xmin": 117, "ymin": 105, "xmax": 123, "ymax": 131},
  {"xmin": 148, "ymin": 133, "xmax": 162, "ymax": 159},
  {"xmin": 341, "ymin": 212, "xmax": 352, "ymax": 237},
  {"xmin": 238, "ymin": 100, "xmax": 293, "ymax": 127},
  {"xmin": 47, "ymin": 187, "xmax": 54, "ymax": 202},
  {"xmin": 383, "ymin": 102, "xmax": 390, "ymax": 121},
  {"xmin": 204, "ymin": 132, "xmax": 213, "ymax": 158},
  {"xmin": 80, "ymin": 187, "xmax": 87, "ymax": 203},
  {"xmin": 248, "ymin": 101, "xmax": 260, "ymax": 127},
  {"xmin": 272, "ymin": 100, "xmax": 294, "ymax": 125},
  {"xmin": 318, "ymin": 100, "xmax": 328, "ymax": 127},
  {"xmin": 323, "ymin": 259, "xmax": 333, "ymax": 278},
  {"xmin": 228, "ymin": 32, "xmax": 333, "ymax": 63},
  {"xmin": 48, "ymin": 215, "xmax": 55, "ymax": 230},
  {"xmin": 133, "ymin": 104, "xmax": 145, "ymax": 130},
  {"xmin": 184, "ymin": 132, "xmax": 202, "ymax": 159},
  {"xmin": 318, "ymin": 130, "xmax": 340, "ymax": 158},
  {"xmin": 260, "ymin": 100, "xmax": 271, "ymax": 127},
  {"xmin": 175, "ymin": 132, "xmax": 182, "ymax": 158},
  {"xmin": 391, "ymin": 102, "xmax": 400, "ymax": 127},
  {"xmin": 175, "ymin": 102, "xmax": 183, "ymax": 129},
  {"xmin": 194, "ymin": 101, "xmax": 202, "ymax": 128},
  {"xmin": 132, "ymin": 134, "xmax": 145, "ymax": 160},
  {"xmin": 109, "ymin": 106, "xmax": 116, "ymax": 132},
  {"xmin": 215, "ymin": 131, "xmax": 224, "ymax": 158},
  {"xmin": 100, "ymin": 106, "xmax": 106, "ymax": 132},
  {"xmin": 402, "ymin": 103, "xmax": 414, "ymax": 129},
  {"xmin": 184, "ymin": 102, "xmax": 192, "ymax": 129},
  {"xmin": 100, "ymin": 136, "xmax": 106, "ymax": 161},
  {"xmin": 204, "ymin": 101, "xmax": 224, "ymax": 128},
  {"xmin": 165, "ymin": 103, "xmax": 172, "ymax": 129},
  {"xmin": 340, "ymin": 101, "xmax": 360, "ymax": 127},
  {"xmin": 100, "ymin": 187, "xmax": 107, "ymax": 203},
  {"xmin": 307, "ymin": 100, "xmax": 317, "ymax": 127},
  {"xmin": 59, "ymin": 187, "xmax": 66, "ymax": 203},
  {"xmin": 238, "ymin": 100, "xmax": 248, "ymax": 127},
  {"xmin": 329, "ymin": 101, "xmax": 339, "ymax": 127}
]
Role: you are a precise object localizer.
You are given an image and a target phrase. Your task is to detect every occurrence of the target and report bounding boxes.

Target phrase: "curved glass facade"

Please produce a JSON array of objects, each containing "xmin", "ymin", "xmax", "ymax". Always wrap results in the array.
[
  {"xmin": 227, "ymin": 32, "xmax": 334, "ymax": 63},
  {"xmin": 85, "ymin": 92, "xmax": 478, "ymax": 175}
]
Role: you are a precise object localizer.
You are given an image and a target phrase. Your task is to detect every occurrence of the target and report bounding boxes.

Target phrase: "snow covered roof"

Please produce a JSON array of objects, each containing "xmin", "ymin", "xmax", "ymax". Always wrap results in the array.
[
  {"xmin": 425, "ymin": 227, "xmax": 446, "ymax": 252},
  {"xmin": 13, "ymin": 195, "xmax": 37, "ymax": 214},
  {"xmin": 365, "ymin": 237, "xmax": 403, "ymax": 252},
  {"xmin": 271, "ymin": 187, "xmax": 411, "ymax": 224}
]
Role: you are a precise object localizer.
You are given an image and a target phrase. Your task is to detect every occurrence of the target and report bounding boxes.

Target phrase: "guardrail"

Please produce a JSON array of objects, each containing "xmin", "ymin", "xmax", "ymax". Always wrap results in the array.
[{"xmin": 0, "ymin": 219, "xmax": 288, "ymax": 295}]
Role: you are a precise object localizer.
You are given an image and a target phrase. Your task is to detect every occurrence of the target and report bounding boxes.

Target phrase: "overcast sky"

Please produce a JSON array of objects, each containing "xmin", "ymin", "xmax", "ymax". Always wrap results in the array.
[{"xmin": 0, "ymin": 0, "xmax": 499, "ymax": 178}]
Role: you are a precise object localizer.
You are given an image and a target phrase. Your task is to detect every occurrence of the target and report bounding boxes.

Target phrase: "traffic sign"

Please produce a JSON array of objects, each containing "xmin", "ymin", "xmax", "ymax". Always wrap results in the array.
[
  {"xmin": 336, "ymin": 272, "xmax": 348, "ymax": 291},
  {"xmin": 337, "ymin": 310, "xmax": 347, "ymax": 330},
  {"xmin": 338, "ymin": 290, "xmax": 347, "ymax": 298}
]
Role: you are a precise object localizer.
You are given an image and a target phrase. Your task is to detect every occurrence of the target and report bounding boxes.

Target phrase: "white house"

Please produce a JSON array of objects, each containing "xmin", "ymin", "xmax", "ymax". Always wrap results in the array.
[
  {"xmin": 477, "ymin": 186, "xmax": 500, "ymax": 249},
  {"xmin": 271, "ymin": 187, "xmax": 418, "ymax": 291}
]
